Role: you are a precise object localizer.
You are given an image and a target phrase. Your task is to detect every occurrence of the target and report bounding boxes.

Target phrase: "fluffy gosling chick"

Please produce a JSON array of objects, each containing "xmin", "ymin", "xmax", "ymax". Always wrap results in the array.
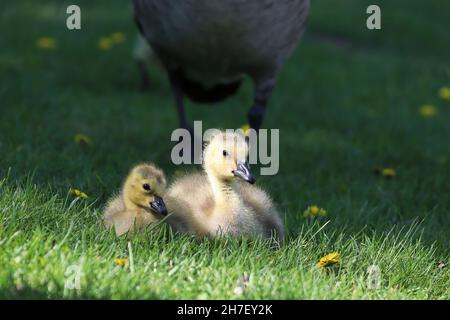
[
  {"xmin": 103, "ymin": 163, "xmax": 167, "ymax": 236},
  {"xmin": 165, "ymin": 131, "xmax": 284, "ymax": 241}
]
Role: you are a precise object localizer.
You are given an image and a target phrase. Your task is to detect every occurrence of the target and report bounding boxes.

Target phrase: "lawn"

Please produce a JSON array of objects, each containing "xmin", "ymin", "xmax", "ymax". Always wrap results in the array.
[{"xmin": 0, "ymin": 0, "xmax": 449, "ymax": 299}]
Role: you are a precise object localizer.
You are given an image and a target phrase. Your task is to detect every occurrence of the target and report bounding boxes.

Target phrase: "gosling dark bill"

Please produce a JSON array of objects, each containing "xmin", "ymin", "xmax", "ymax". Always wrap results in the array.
[
  {"xmin": 233, "ymin": 160, "xmax": 256, "ymax": 184},
  {"xmin": 150, "ymin": 196, "xmax": 168, "ymax": 216}
]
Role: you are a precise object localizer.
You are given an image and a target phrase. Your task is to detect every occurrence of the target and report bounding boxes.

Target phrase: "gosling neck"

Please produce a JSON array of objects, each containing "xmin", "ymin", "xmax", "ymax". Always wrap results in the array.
[{"xmin": 206, "ymin": 172, "xmax": 241, "ymax": 206}]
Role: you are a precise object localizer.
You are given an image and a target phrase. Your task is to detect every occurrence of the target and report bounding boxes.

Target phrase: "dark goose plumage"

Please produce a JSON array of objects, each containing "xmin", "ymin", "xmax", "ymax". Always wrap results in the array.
[{"xmin": 133, "ymin": 0, "xmax": 310, "ymax": 129}]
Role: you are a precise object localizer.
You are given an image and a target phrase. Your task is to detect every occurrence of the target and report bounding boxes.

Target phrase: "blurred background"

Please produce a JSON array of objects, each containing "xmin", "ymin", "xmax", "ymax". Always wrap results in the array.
[{"xmin": 1, "ymin": 0, "xmax": 449, "ymax": 246}]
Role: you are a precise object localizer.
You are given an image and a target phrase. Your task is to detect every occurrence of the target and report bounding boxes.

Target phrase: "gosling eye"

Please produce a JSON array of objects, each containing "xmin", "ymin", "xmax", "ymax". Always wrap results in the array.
[
  {"xmin": 142, "ymin": 183, "xmax": 151, "ymax": 191},
  {"xmin": 223, "ymin": 150, "xmax": 229, "ymax": 157}
]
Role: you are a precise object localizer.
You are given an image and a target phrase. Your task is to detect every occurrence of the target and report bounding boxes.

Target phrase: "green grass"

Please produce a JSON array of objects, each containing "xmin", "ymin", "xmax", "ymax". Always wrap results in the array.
[{"xmin": 0, "ymin": 0, "xmax": 449, "ymax": 299}]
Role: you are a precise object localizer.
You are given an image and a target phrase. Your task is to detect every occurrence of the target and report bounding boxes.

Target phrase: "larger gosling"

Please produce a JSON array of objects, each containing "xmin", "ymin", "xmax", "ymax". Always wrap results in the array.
[
  {"xmin": 103, "ymin": 163, "xmax": 167, "ymax": 236},
  {"xmin": 165, "ymin": 131, "xmax": 284, "ymax": 241}
]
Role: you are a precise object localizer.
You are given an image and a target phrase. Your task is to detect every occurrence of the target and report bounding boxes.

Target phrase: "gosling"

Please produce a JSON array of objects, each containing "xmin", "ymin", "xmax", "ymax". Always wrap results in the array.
[
  {"xmin": 165, "ymin": 131, "xmax": 284, "ymax": 241},
  {"xmin": 103, "ymin": 163, "xmax": 167, "ymax": 236}
]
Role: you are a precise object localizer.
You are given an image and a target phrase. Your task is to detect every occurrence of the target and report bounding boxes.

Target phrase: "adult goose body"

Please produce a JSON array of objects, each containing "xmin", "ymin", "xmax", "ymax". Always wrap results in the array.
[{"xmin": 133, "ymin": 0, "xmax": 310, "ymax": 130}]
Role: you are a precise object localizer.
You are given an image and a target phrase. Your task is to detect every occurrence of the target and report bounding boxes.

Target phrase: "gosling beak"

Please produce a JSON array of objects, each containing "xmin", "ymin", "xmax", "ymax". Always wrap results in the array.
[
  {"xmin": 150, "ymin": 196, "xmax": 168, "ymax": 216},
  {"xmin": 233, "ymin": 160, "xmax": 256, "ymax": 184}
]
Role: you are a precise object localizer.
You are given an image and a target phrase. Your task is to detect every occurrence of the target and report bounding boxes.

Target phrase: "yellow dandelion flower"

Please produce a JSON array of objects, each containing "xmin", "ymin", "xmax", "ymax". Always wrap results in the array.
[
  {"xmin": 98, "ymin": 37, "xmax": 113, "ymax": 51},
  {"xmin": 36, "ymin": 37, "xmax": 56, "ymax": 50},
  {"xmin": 110, "ymin": 32, "xmax": 126, "ymax": 44},
  {"xmin": 74, "ymin": 133, "xmax": 92, "ymax": 146},
  {"xmin": 310, "ymin": 206, "xmax": 319, "ymax": 216},
  {"xmin": 240, "ymin": 124, "xmax": 251, "ymax": 136},
  {"xmin": 317, "ymin": 252, "xmax": 340, "ymax": 269},
  {"xmin": 71, "ymin": 188, "xmax": 89, "ymax": 199},
  {"xmin": 438, "ymin": 87, "xmax": 450, "ymax": 101},
  {"xmin": 114, "ymin": 258, "xmax": 129, "ymax": 267},
  {"xmin": 381, "ymin": 168, "xmax": 396, "ymax": 178},
  {"xmin": 303, "ymin": 205, "xmax": 327, "ymax": 218},
  {"xmin": 419, "ymin": 105, "xmax": 438, "ymax": 118}
]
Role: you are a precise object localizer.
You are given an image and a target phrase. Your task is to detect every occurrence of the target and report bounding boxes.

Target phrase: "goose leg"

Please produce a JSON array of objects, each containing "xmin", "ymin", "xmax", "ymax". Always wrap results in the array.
[
  {"xmin": 168, "ymin": 71, "xmax": 190, "ymax": 130},
  {"xmin": 248, "ymin": 78, "xmax": 276, "ymax": 130},
  {"xmin": 168, "ymin": 71, "xmax": 199, "ymax": 163}
]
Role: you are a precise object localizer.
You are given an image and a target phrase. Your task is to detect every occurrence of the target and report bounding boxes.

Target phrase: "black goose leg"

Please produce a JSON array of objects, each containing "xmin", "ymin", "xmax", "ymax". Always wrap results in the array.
[
  {"xmin": 168, "ymin": 71, "xmax": 198, "ymax": 163},
  {"xmin": 248, "ymin": 104, "xmax": 266, "ymax": 131},
  {"xmin": 168, "ymin": 71, "xmax": 190, "ymax": 131},
  {"xmin": 248, "ymin": 78, "xmax": 276, "ymax": 130}
]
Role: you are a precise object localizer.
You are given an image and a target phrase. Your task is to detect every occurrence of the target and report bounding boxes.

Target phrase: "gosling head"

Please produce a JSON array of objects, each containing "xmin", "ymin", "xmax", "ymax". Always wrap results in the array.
[
  {"xmin": 122, "ymin": 163, "xmax": 168, "ymax": 216},
  {"xmin": 203, "ymin": 130, "xmax": 256, "ymax": 184}
]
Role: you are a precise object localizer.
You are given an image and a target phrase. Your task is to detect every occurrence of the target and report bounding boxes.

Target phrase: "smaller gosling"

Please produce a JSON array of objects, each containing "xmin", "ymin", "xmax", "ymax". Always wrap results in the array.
[
  {"xmin": 103, "ymin": 163, "xmax": 167, "ymax": 236},
  {"xmin": 165, "ymin": 130, "xmax": 284, "ymax": 241}
]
